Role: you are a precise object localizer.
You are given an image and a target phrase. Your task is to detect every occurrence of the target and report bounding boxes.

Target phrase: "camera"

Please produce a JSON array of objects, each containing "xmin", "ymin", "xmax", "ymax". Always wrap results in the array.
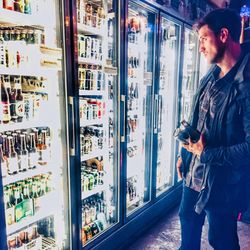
[{"xmin": 173, "ymin": 120, "xmax": 200, "ymax": 145}]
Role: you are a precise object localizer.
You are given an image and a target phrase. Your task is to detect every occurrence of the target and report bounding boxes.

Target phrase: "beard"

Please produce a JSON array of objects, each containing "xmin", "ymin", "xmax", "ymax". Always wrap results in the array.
[{"xmin": 210, "ymin": 42, "xmax": 226, "ymax": 64}]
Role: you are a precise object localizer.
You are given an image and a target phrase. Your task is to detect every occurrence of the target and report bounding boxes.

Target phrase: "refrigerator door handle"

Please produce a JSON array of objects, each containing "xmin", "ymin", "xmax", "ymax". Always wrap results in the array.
[
  {"xmin": 154, "ymin": 94, "xmax": 159, "ymax": 134},
  {"xmin": 69, "ymin": 96, "xmax": 75, "ymax": 156},
  {"xmin": 121, "ymin": 95, "xmax": 126, "ymax": 142}
]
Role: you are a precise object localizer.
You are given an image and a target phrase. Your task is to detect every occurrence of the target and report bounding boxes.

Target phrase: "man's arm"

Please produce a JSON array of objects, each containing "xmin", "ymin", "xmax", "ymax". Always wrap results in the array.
[{"xmin": 200, "ymin": 97, "xmax": 250, "ymax": 166}]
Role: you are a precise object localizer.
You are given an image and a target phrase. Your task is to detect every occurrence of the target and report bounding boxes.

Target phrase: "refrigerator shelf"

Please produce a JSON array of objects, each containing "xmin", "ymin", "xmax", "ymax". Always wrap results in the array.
[
  {"xmin": 7, "ymin": 192, "xmax": 57, "ymax": 235},
  {"xmin": 0, "ymin": 66, "xmax": 59, "ymax": 78},
  {"xmin": 2, "ymin": 165, "xmax": 52, "ymax": 186},
  {"xmin": 0, "ymin": 8, "xmax": 43, "ymax": 28},
  {"xmin": 80, "ymin": 119, "xmax": 103, "ymax": 127},
  {"xmin": 77, "ymin": 23, "xmax": 105, "ymax": 37},
  {"xmin": 79, "ymin": 90, "xmax": 105, "ymax": 96},
  {"xmin": 103, "ymin": 65, "xmax": 118, "ymax": 75},
  {"xmin": 78, "ymin": 57, "xmax": 103, "ymax": 66},
  {"xmin": 0, "ymin": 121, "xmax": 49, "ymax": 133},
  {"xmin": 81, "ymin": 149, "xmax": 105, "ymax": 162},
  {"xmin": 81, "ymin": 183, "xmax": 108, "ymax": 200},
  {"xmin": 127, "ymin": 196, "xmax": 140, "ymax": 209}
]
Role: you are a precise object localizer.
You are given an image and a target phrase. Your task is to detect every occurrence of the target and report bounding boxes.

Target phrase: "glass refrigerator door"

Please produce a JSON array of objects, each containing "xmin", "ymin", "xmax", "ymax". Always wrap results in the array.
[
  {"xmin": 180, "ymin": 27, "xmax": 198, "ymax": 123},
  {"xmin": 0, "ymin": 0, "xmax": 70, "ymax": 249},
  {"xmin": 76, "ymin": 0, "xmax": 119, "ymax": 246},
  {"xmin": 126, "ymin": 1, "xmax": 155, "ymax": 215},
  {"xmin": 198, "ymin": 53, "xmax": 210, "ymax": 83},
  {"xmin": 156, "ymin": 17, "xmax": 181, "ymax": 196}
]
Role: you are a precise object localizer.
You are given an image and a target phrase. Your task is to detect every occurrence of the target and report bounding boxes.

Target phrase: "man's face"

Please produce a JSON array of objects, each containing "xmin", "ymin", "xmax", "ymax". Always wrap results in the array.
[{"xmin": 198, "ymin": 24, "xmax": 226, "ymax": 64}]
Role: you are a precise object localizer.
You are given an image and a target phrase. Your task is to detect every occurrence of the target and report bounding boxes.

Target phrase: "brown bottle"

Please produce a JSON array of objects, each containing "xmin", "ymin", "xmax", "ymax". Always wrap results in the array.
[
  {"xmin": 1, "ymin": 76, "xmax": 11, "ymax": 124},
  {"xmin": 15, "ymin": 77, "xmax": 24, "ymax": 123},
  {"xmin": 37, "ymin": 130, "xmax": 48, "ymax": 165},
  {"xmin": 10, "ymin": 78, "xmax": 18, "ymax": 123}
]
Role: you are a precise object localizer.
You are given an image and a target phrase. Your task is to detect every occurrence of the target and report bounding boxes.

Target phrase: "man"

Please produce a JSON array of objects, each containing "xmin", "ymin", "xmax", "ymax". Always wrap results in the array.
[{"xmin": 177, "ymin": 8, "xmax": 250, "ymax": 250}]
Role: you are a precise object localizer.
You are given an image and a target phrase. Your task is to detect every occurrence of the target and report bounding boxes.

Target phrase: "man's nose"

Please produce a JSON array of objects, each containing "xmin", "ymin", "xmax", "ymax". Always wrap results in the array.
[{"xmin": 199, "ymin": 44, "xmax": 205, "ymax": 53}]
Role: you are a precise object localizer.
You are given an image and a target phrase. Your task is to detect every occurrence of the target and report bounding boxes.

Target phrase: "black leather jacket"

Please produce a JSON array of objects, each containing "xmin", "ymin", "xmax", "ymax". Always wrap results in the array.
[{"xmin": 181, "ymin": 52, "xmax": 250, "ymax": 214}]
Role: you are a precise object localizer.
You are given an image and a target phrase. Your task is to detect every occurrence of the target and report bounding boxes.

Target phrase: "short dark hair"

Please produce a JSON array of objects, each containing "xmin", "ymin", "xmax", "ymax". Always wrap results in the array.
[{"xmin": 194, "ymin": 8, "xmax": 241, "ymax": 42}]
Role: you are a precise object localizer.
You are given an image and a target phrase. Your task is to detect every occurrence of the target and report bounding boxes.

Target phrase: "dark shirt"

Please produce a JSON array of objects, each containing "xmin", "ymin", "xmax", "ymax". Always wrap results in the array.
[{"xmin": 185, "ymin": 57, "xmax": 243, "ymax": 192}]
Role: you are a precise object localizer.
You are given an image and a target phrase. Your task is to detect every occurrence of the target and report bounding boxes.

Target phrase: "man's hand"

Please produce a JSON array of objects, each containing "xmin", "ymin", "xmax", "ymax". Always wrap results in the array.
[
  {"xmin": 182, "ymin": 133, "xmax": 205, "ymax": 157},
  {"xmin": 176, "ymin": 157, "xmax": 183, "ymax": 179}
]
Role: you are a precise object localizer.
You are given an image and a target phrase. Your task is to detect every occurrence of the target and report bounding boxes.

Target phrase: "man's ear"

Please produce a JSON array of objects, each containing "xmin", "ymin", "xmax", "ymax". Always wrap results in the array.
[{"xmin": 219, "ymin": 28, "xmax": 229, "ymax": 43}]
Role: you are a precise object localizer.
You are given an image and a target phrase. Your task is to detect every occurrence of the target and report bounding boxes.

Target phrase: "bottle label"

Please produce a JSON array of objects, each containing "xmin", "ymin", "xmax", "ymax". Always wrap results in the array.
[
  {"xmin": 16, "ymin": 100, "xmax": 24, "ymax": 117},
  {"xmin": 1, "ymin": 160, "xmax": 8, "ymax": 177},
  {"xmin": 7, "ymin": 156, "xmax": 19, "ymax": 174},
  {"xmin": 20, "ymin": 154, "xmax": 28, "ymax": 171},
  {"xmin": 2, "ymin": 101, "xmax": 10, "ymax": 122},
  {"xmin": 28, "ymin": 151, "xmax": 38, "ymax": 168},
  {"xmin": 37, "ymin": 149, "xmax": 50, "ymax": 165}
]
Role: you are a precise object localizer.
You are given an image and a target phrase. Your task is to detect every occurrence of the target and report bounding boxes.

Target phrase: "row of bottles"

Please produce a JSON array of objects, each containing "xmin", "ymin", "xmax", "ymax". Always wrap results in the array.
[
  {"xmin": 81, "ymin": 160, "xmax": 105, "ymax": 192},
  {"xmin": 4, "ymin": 173, "xmax": 52, "ymax": 225},
  {"xmin": 0, "ymin": 75, "xmax": 47, "ymax": 124},
  {"xmin": 78, "ymin": 64, "xmax": 103, "ymax": 91},
  {"xmin": 2, "ymin": 0, "xmax": 32, "ymax": 14},
  {"xmin": 78, "ymin": 35, "xmax": 103, "ymax": 61},
  {"xmin": 7, "ymin": 224, "xmax": 41, "ymax": 250},
  {"xmin": 80, "ymin": 126, "xmax": 103, "ymax": 155},
  {"xmin": 81, "ymin": 193, "xmax": 108, "ymax": 244},
  {"xmin": 0, "ymin": 128, "xmax": 51, "ymax": 177},
  {"xmin": 0, "ymin": 28, "xmax": 44, "ymax": 45},
  {"xmin": 79, "ymin": 98, "xmax": 105, "ymax": 122},
  {"xmin": 77, "ymin": 0, "xmax": 106, "ymax": 28},
  {"xmin": 7, "ymin": 217, "xmax": 55, "ymax": 249}
]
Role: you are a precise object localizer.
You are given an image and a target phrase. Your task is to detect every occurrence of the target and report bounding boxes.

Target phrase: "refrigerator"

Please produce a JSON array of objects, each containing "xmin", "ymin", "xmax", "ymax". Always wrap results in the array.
[
  {"xmin": 124, "ymin": 0, "xmax": 156, "ymax": 216},
  {"xmin": 179, "ymin": 26, "xmax": 199, "ymax": 123},
  {"xmin": 154, "ymin": 14, "xmax": 181, "ymax": 196},
  {"xmin": 74, "ymin": 0, "xmax": 120, "ymax": 248},
  {"xmin": 0, "ymin": 0, "xmax": 71, "ymax": 249}
]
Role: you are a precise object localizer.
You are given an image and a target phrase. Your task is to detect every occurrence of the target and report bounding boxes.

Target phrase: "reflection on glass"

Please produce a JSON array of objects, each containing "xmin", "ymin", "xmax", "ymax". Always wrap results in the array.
[
  {"xmin": 76, "ymin": 0, "xmax": 119, "ymax": 246},
  {"xmin": 156, "ymin": 18, "xmax": 180, "ymax": 195},
  {"xmin": 198, "ymin": 53, "xmax": 210, "ymax": 83},
  {"xmin": 126, "ymin": 2, "xmax": 154, "ymax": 214},
  {"xmin": 180, "ymin": 28, "xmax": 198, "ymax": 122}
]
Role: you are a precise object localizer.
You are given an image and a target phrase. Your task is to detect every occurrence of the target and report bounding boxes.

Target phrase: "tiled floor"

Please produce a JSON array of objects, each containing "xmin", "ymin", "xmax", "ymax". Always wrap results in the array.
[{"xmin": 127, "ymin": 207, "xmax": 250, "ymax": 250}]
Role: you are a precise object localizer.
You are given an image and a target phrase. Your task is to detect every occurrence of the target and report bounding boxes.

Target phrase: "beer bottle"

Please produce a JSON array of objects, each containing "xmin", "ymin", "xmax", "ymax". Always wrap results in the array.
[
  {"xmin": 20, "ymin": 29, "xmax": 27, "ymax": 42},
  {"xmin": 22, "ymin": 183, "xmax": 30, "ymax": 200},
  {"xmin": 3, "ymin": 0, "xmax": 14, "ymax": 10},
  {"xmin": 1, "ymin": 76, "xmax": 11, "ymax": 124},
  {"xmin": 19, "ymin": 134, "xmax": 28, "ymax": 172},
  {"xmin": 3, "ymin": 30, "xmax": 10, "ymax": 42},
  {"xmin": 23, "ymin": 231, "xmax": 29, "ymax": 244},
  {"xmin": 31, "ymin": 225, "xmax": 39, "ymax": 240},
  {"xmin": 24, "ymin": 0, "xmax": 31, "ymax": 14},
  {"xmin": 10, "ymin": 79, "xmax": 18, "ymax": 123},
  {"xmin": 14, "ymin": 186, "xmax": 23, "ymax": 205},
  {"xmin": 31, "ymin": 178, "xmax": 39, "ymax": 199},
  {"xmin": 37, "ymin": 129, "xmax": 49, "ymax": 165},
  {"xmin": 28, "ymin": 132, "xmax": 38, "ymax": 169},
  {"xmin": 7, "ymin": 136, "xmax": 19, "ymax": 174},
  {"xmin": 0, "ymin": 144, "xmax": 8, "ymax": 177},
  {"xmin": 15, "ymin": 77, "xmax": 24, "ymax": 122},
  {"xmin": 0, "ymin": 31, "xmax": 5, "ymax": 68},
  {"xmin": 15, "ymin": 235, "xmax": 23, "ymax": 248},
  {"xmin": 2, "ymin": 134, "xmax": 8, "ymax": 157},
  {"xmin": 15, "ymin": 30, "xmax": 21, "ymax": 41}
]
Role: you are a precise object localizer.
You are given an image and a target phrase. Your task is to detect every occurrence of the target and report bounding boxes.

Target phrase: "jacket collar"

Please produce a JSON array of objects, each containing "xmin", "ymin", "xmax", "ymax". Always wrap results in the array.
[{"xmin": 234, "ymin": 53, "xmax": 250, "ymax": 84}]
